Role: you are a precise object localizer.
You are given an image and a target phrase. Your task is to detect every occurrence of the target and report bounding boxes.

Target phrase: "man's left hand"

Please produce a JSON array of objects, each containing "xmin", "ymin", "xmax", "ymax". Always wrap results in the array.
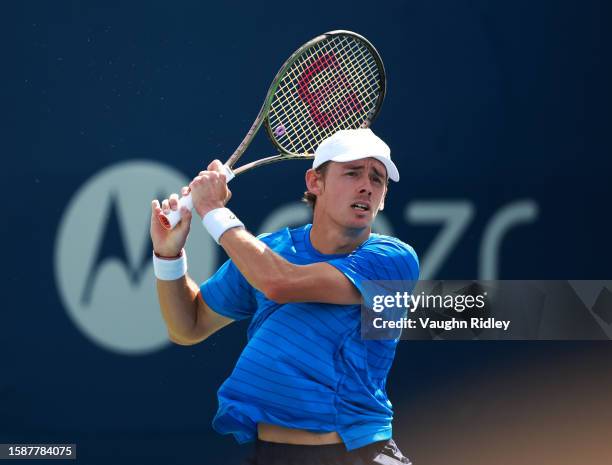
[{"xmin": 190, "ymin": 159, "xmax": 233, "ymax": 218}]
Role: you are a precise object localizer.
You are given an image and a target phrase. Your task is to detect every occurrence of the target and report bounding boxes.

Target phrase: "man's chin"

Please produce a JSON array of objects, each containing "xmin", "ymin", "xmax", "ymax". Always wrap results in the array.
[{"xmin": 343, "ymin": 215, "xmax": 374, "ymax": 232}]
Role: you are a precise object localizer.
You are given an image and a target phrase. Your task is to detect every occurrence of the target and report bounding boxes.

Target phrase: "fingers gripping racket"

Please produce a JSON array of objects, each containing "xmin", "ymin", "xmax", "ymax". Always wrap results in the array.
[{"xmin": 159, "ymin": 30, "xmax": 386, "ymax": 229}]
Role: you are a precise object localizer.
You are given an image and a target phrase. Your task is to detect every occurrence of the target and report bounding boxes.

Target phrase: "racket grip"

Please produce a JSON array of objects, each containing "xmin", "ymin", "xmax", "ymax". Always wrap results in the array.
[
  {"xmin": 221, "ymin": 163, "xmax": 236, "ymax": 182},
  {"xmin": 158, "ymin": 194, "xmax": 193, "ymax": 230},
  {"xmin": 157, "ymin": 164, "xmax": 235, "ymax": 230}
]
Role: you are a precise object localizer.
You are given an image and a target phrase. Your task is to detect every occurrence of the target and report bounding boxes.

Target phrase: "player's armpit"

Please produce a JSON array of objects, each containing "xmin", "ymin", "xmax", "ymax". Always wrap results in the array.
[
  {"xmin": 265, "ymin": 262, "xmax": 361, "ymax": 305},
  {"xmin": 170, "ymin": 294, "xmax": 234, "ymax": 345}
]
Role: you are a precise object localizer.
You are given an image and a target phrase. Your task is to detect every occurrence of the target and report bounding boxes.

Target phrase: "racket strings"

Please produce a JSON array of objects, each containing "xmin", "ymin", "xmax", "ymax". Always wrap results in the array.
[
  {"xmin": 307, "ymin": 38, "xmax": 378, "ymax": 118},
  {"xmin": 305, "ymin": 37, "xmax": 378, "ymax": 121},
  {"xmin": 279, "ymin": 47, "xmax": 345, "ymax": 149},
  {"xmin": 297, "ymin": 36, "xmax": 380, "ymax": 119},
  {"xmin": 268, "ymin": 34, "xmax": 383, "ymax": 155},
  {"xmin": 276, "ymin": 36, "xmax": 379, "ymax": 150}
]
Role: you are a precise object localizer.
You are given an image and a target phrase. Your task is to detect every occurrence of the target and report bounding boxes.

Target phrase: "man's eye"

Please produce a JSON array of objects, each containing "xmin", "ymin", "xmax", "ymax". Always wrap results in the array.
[
  {"xmin": 372, "ymin": 177, "xmax": 382, "ymax": 184},
  {"xmin": 346, "ymin": 172, "xmax": 356, "ymax": 176}
]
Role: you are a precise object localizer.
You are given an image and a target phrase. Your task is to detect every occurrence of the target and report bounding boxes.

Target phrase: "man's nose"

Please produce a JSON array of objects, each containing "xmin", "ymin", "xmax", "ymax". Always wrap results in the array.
[{"xmin": 359, "ymin": 181, "xmax": 373, "ymax": 197}]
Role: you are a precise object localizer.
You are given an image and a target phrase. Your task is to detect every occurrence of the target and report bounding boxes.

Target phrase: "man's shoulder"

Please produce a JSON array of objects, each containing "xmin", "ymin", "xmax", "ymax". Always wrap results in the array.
[
  {"xmin": 363, "ymin": 233, "xmax": 419, "ymax": 265},
  {"xmin": 366, "ymin": 233, "xmax": 416, "ymax": 253},
  {"xmin": 256, "ymin": 224, "xmax": 309, "ymax": 248}
]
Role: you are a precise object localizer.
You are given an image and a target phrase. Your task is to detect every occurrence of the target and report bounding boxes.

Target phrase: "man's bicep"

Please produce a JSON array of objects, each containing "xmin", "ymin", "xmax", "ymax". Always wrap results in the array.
[{"xmin": 286, "ymin": 262, "xmax": 362, "ymax": 305}]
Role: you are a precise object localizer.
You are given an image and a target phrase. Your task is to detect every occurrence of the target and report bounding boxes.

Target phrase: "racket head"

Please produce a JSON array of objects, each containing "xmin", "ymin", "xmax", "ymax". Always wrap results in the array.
[{"xmin": 263, "ymin": 30, "xmax": 386, "ymax": 157}]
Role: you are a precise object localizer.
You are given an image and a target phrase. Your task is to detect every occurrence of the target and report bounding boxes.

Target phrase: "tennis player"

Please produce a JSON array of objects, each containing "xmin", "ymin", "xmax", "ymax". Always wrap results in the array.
[{"xmin": 151, "ymin": 128, "xmax": 419, "ymax": 465}]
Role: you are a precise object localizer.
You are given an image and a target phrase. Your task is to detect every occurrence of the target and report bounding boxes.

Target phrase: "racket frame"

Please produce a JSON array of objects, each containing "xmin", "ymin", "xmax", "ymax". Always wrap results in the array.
[{"xmin": 227, "ymin": 29, "xmax": 387, "ymax": 177}]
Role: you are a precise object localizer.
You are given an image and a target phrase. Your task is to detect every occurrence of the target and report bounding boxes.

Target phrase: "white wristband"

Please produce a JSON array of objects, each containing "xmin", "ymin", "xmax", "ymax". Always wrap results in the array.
[
  {"xmin": 202, "ymin": 207, "xmax": 244, "ymax": 244},
  {"xmin": 153, "ymin": 250, "xmax": 187, "ymax": 280}
]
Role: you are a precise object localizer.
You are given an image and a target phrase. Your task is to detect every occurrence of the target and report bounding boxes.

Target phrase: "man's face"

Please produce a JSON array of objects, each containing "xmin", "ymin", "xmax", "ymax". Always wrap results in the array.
[{"xmin": 309, "ymin": 158, "xmax": 388, "ymax": 230}]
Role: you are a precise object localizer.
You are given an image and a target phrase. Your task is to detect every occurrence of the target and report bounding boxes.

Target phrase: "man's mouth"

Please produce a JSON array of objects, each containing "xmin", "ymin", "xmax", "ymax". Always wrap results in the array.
[{"xmin": 351, "ymin": 202, "xmax": 370, "ymax": 212}]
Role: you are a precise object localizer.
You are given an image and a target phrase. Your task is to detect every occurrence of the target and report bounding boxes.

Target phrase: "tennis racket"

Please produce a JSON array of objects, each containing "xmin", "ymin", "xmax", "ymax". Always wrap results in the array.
[{"xmin": 159, "ymin": 30, "xmax": 386, "ymax": 229}]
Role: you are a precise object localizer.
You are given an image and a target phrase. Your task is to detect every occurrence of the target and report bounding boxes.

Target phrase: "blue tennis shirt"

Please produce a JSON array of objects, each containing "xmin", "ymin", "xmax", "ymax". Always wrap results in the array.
[{"xmin": 200, "ymin": 224, "xmax": 419, "ymax": 450}]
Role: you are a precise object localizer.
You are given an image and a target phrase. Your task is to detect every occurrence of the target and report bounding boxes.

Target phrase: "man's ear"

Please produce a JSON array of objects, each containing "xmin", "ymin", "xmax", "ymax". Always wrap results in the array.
[{"xmin": 305, "ymin": 169, "xmax": 324, "ymax": 196}]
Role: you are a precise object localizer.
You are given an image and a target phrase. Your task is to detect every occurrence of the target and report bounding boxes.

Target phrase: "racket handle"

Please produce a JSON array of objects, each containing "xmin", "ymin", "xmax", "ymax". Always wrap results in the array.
[
  {"xmin": 221, "ymin": 163, "xmax": 235, "ymax": 182},
  {"xmin": 158, "ymin": 164, "xmax": 235, "ymax": 230}
]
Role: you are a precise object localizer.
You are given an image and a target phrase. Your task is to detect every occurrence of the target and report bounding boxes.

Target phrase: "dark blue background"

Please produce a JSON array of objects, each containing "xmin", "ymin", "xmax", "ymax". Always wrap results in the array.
[{"xmin": 3, "ymin": 1, "xmax": 611, "ymax": 464}]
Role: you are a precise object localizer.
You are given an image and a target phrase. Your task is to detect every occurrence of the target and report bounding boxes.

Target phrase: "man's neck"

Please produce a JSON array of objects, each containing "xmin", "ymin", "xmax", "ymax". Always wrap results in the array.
[{"xmin": 309, "ymin": 220, "xmax": 371, "ymax": 255}]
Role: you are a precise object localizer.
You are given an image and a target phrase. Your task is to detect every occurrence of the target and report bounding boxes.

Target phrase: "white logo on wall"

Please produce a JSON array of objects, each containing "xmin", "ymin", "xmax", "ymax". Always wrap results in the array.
[{"xmin": 54, "ymin": 160, "xmax": 217, "ymax": 355}]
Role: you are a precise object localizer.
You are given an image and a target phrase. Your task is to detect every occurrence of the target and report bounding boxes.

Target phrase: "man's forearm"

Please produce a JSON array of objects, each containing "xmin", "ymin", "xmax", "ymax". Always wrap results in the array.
[
  {"xmin": 156, "ymin": 275, "xmax": 201, "ymax": 340},
  {"xmin": 219, "ymin": 227, "xmax": 294, "ymax": 296}
]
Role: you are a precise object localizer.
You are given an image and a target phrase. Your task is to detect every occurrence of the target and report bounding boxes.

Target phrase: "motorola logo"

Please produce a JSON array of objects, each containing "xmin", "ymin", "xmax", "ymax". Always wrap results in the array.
[{"xmin": 54, "ymin": 160, "xmax": 217, "ymax": 355}]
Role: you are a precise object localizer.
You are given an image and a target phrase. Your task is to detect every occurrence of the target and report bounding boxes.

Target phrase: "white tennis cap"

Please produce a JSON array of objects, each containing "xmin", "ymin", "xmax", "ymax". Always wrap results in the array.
[{"xmin": 313, "ymin": 128, "xmax": 399, "ymax": 182}]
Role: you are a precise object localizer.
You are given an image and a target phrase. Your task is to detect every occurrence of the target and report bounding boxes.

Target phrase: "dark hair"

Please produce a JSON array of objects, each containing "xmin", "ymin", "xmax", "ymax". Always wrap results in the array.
[{"xmin": 301, "ymin": 161, "xmax": 331, "ymax": 210}]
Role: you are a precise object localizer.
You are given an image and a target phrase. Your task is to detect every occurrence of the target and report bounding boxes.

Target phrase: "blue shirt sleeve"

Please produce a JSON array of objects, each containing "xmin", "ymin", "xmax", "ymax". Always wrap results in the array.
[
  {"xmin": 327, "ymin": 236, "xmax": 420, "ymax": 296},
  {"xmin": 200, "ymin": 258, "xmax": 257, "ymax": 321}
]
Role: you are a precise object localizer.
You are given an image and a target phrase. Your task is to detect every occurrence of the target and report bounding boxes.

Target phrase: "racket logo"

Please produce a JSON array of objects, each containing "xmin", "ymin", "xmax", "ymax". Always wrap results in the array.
[{"xmin": 297, "ymin": 53, "xmax": 362, "ymax": 128}]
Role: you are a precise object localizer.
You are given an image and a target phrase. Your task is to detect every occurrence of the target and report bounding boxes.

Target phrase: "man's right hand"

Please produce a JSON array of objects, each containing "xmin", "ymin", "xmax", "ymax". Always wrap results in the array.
[{"xmin": 150, "ymin": 186, "xmax": 192, "ymax": 257}]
